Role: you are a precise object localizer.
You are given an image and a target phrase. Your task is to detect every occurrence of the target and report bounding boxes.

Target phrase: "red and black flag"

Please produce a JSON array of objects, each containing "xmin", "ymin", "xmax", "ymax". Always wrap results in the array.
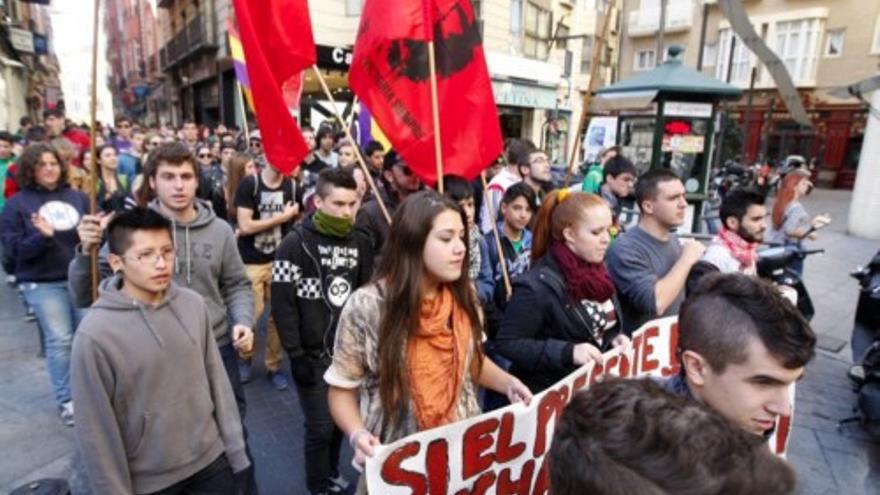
[
  {"xmin": 349, "ymin": 0, "xmax": 503, "ymax": 184},
  {"xmin": 231, "ymin": 0, "xmax": 316, "ymax": 175}
]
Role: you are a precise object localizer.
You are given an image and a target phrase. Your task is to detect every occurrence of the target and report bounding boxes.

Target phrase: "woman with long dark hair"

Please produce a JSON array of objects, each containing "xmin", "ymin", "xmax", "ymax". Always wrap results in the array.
[
  {"xmin": 0, "ymin": 143, "xmax": 89, "ymax": 426},
  {"xmin": 95, "ymin": 144, "xmax": 129, "ymax": 213},
  {"xmin": 225, "ymin": 152, "xmax": 257, "ymax": 227},
  {"xmin": 325, "ymin": 191, "xmax": 531, "ymax": 491},
  {"xmin": 496, "ymin": 190, "xmax": 629, "ymax": 393}
]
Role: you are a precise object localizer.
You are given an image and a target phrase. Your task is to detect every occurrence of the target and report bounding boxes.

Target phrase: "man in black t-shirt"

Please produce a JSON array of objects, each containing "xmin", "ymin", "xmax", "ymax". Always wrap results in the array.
[{"xmin": 234, "ymin": 159, "xmax": 301, "ymax": 390}]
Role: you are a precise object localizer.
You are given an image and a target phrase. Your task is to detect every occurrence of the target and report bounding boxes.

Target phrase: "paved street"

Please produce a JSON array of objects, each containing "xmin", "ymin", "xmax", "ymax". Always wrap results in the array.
[{"xmin": 0, "ymin": 188, "xmax": 878, "ymax": 494}]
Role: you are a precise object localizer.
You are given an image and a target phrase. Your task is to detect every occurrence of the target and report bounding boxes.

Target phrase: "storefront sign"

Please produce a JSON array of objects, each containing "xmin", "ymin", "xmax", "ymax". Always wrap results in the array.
[
  {"xmin": 317, "ymin": 45, "xmax": 353, "ymax": 71},
  {"xmin": 9, "ymin": 27, "xmax": 34, "ymax": 54},
  {"xmin": 664, "ymin": 101, "xmax": 712, "ymax": 118},
  {"xmin": 662, "ymin": 134, "xmax": 705, "ymax": 153},
  {"xmin": 492, "ymin": 81, "xmax": 557, "ymax": 110}
]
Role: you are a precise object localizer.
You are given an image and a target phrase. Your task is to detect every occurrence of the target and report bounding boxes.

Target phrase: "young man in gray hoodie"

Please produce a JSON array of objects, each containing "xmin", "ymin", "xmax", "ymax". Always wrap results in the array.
[
  {"xmin": 69, "ymin": 142, "xmax": 258, "ymax": 491},
  {"xmin": 71, "ymin": 208, "xmax": 249, "ymax": 494}
]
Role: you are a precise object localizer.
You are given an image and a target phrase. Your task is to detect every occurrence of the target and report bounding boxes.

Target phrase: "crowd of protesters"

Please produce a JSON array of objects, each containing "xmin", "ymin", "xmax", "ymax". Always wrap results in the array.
[{"xmin": 0, "ymin": 108, "xmax": 823, "ymax": 495}]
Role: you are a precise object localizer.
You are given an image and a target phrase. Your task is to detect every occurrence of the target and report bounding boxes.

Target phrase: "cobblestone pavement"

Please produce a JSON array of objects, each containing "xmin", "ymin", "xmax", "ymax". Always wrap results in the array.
[{"xmin": 1, "ymin": 188, "xmax": 877, "ymax": 494}]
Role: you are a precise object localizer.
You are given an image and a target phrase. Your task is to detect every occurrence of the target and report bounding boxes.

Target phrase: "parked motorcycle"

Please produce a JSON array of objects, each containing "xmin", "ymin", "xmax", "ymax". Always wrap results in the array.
[
  {"xmin": 848, "ymin": 249, "xmax": 880, "ymax": 380},
  {"xmin": 756, "ymin": 227, "xmax": 825, "ymax": 321}
]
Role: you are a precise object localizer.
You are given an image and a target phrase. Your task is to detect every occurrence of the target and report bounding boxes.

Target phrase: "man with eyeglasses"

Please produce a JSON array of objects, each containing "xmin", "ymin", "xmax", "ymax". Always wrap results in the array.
[
  {"xmin": 70, "ymin": 142, "xmax": 259, "ymax": 493},
  {"xmin": 71, "ymin": 208, "xmax": 249, "ymax": 494},
  {"xmin": 517, "ymin": 147, "xmax": 553, "ymax": 208}
]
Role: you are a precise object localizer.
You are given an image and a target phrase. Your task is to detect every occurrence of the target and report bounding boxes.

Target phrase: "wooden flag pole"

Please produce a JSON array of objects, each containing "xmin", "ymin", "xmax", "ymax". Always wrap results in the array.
[
  {"xmin": 427, "ymin": 41, "xmax": 444, "ymax": 193},
  {"xmin": 88, "ymin": 0, "xmax": 101, "ymax": 301},
  {"xmin": 563, "ymin": 0, "xmax": 615, "ymax": 188},
  {"xmin": 480, "ymin": 172, "xmax": 512, "ymax": 300},
  {"xmin": 236, "ymin": 81, "xmax": 251, "ymax": 142},
  {"xmin": 311, "ymin": 65, "xmax": 392, "ymax": 224}
]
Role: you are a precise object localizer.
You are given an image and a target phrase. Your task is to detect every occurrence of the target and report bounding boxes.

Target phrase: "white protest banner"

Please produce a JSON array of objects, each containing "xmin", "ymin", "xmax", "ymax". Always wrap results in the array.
[{"xmin": 365, "ymin": 316, "xmax": 794, "ymax": 494}]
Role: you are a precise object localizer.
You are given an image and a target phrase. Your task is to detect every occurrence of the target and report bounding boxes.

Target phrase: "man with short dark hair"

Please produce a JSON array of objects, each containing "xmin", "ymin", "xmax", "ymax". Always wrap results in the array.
[
  {"xmin": 181, "ymin": 119, "xmax": 201, "ymax": 152},
  {"xmin": 516, "ymin": 147, "xmax": 552, "ymax": 206},
  {"xmin": 70, "ymin": 142, "xmax": 260, "ymax": 492},
  {"xmin": 668, "ymin": 273, "xmax": 816, "ymax": 438},
  {"xmin": 72, "ymin": 208, "xmax": 249, "ymax": 494},
  {"xmin": 272, "ymin": 167, "xmax": 372, "ymax": 495},
  {"xmin": 479, "ymin": 139, "xmax": 532, "ymax": 233},
  {"xmin": 364, "ymin": 141, "xmax": 385, "ymax": 179},
  {"xmin": 44, "ymin": 109, "xmax": 90, "ymax": 166},
  {"xmin": 113, "ymin": 116, "xmax": 139, "ymax": 183},
  {"xmin": 550, "ymin": 378, "xmax": 797, "ymax": 495},
  {"xmin": 607, "ymin": 169, "xmax": 706, "ymax": 333},
  {"xmin": 314, "ymin": 126, "xmax": 338, "ymax": 168},
  {"xmin": 687, "ymin": 189, "xmax": 767, "ymax": 294},
  {"xmin": 600, "ymin": 155, "xmax": 637, "ymax": 226}
]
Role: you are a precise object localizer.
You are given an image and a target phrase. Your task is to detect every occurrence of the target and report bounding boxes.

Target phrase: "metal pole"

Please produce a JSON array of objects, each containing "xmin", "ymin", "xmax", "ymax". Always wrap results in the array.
[
  {"xmin": 655, "ymin": 0, "xmax": 667, "ymax": 66},
  {"xmin": 696, "ymin": 2, "xmax": 709, "ymax": 71},
  {"xmin": 714, "ymin": 35, "xmax": 737, "ymax": 169},
  {"xmin": 742, "ymin": 66, "xmax": 757, "ymax": 161}
]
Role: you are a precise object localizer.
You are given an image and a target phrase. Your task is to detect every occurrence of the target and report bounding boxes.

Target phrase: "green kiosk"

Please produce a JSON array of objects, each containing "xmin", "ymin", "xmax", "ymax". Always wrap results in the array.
[{"xmin": 594, "ymin": 46, "xmax": 742, "ymax": 233}]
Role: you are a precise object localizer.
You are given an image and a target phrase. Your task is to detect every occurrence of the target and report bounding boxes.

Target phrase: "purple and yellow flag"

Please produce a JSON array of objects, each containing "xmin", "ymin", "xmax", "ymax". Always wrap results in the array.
[{"xmin": 227, "ymin": 17, "xmax": 254, "ymax": 111}]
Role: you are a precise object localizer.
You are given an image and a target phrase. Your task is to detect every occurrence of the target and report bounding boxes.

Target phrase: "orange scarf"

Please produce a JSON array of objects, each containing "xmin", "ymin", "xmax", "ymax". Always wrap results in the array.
[{"xmin": 407, "ymin": 286, "xmax": 472, "ymax": 431}]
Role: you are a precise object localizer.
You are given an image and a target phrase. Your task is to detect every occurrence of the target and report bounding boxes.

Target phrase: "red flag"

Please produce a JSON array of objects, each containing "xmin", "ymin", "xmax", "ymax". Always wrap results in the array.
[
  {"xmin": 231, "ymin": 0, "xmax": 316, "ymax": 174},
  {"xmin": 350, "ymin": 0, "xmax": 503, "ymax": 184}
]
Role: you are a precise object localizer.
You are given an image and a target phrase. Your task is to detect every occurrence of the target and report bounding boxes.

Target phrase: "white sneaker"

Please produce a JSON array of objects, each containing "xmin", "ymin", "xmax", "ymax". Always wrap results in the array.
[{"xmin": 59, "ymin": 401, "xmax": 74, "ymax": 427}]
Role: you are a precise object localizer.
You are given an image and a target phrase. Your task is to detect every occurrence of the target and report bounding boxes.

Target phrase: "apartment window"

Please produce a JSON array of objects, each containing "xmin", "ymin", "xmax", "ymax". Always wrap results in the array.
[
  {"xmin": 581, "ymin": 35, "xmax": 593, "ymax": 73},
  {"xmin": 774, "ymin": 18, "xmax": 822, "ymax": 84},
  {"xmin": 702, "ymin": 42, "xmax": 718, "ymax": 67},
  {"xmin": 716, "ymin": 29, "xmax": 751, "ymax": 84},
  {"xmin": 556, "ymin": 24, "xmax": 569, "ymax": 50},
  {"xmin": 824, "ymin": 29, "xmax": 844, "ymax": 58},
  {"xmin": 345, "ymin": 0, "xmax": 363, "ymax": 16},
  {"xmin": 633, "ymin": 49, "xmax": 655, "ymax": 71},
  {"xmin": 523, "ymin": 2, "xmax": 552, "ymax": 59},
  {"xmin": 511, "ymin": 0, "xmax": 523, "ymax": 49}
]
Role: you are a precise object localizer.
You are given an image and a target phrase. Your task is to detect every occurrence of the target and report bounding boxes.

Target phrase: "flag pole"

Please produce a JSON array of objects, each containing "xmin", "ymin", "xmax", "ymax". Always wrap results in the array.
[
  {"xmin": 88, "ymin": 0, "xmax": 101, "ymax": 301},
  {"xmin": 311, "ymin": 65, "xmax": 392, "ymax": 224},
  {"xmin": 480, "ymin": 172, "xmax": 512, "ymax": 300},
  {"xmin": 427, "ymin": 41, "xmax": 444, "ymax": 193},
  {"xmin": 563, "ymin": 0, "xmax": 615, "ymax": 188},
  {"xmin": 236, "ymin": 81, "xmax": 251, "ymax": 142}
]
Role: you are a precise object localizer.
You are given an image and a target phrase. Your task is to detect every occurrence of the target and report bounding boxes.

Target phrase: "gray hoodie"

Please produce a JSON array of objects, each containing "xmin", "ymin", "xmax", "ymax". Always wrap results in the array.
[
  {"xmin": 68, "ymin": 199, "xmax": 254, "ymax": 347},
  {"xmin": 71, "ymin": 276, "xmax": 249, "ymax": 494}
]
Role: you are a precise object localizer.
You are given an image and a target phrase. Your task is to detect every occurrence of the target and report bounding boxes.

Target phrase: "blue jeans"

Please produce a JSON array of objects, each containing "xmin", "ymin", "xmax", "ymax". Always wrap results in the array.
[{"xmin": 19, "ymin": 281, "xmax": 86, "ymax": 406}]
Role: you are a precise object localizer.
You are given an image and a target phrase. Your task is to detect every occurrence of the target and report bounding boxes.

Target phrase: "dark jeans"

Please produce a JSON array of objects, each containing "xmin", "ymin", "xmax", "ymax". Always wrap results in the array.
[
  {"xmin": 219, "ymin": 343, "xmax": 259, "ymax": 495},
  {"xmin": 148, "ymin": 455, "xmax": 235, "ymax": 495},
  {"xmin": 292, "ymin": 358, "xmax": 344, "ymax": 494}
]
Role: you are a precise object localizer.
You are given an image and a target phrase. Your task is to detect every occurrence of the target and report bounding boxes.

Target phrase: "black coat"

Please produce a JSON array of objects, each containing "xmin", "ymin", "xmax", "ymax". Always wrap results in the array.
[{"xmin": 495, "ymin": 254, "xmax": 624, "ymax": 393}]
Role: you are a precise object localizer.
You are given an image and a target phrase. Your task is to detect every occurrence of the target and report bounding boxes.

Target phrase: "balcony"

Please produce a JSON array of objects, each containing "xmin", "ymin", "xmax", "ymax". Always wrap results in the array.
[
  {"xmin": 628, "ymin": 3, "xmax": 694, "ymax": 37},
  {"xmin": 159, "ymin": 13, "xmax": 217, "ymax": 71}
]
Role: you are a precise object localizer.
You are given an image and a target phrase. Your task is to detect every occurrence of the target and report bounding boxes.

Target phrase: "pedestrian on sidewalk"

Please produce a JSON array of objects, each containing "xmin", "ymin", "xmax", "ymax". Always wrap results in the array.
[
  {"xmin": 0, "ymin": 143, "xmax": 89, "ymax": 426},
  {"xmin": 271, "ymin": 167, "xmax": 372, "ymax": 495},
  {"xmin": 235, "ymin": 156, "xmax": 301, "ymax": 390},
  {"xmin": 766, "ymin": 171, "xmax": 831, "ymax": 275},
  {"xmin": 325, "ymin": 191, "xmax": 532, "ymax": 495},
  {"xmin": 71, "ymin": 208, "xmax": 249, "ymax": 495}
]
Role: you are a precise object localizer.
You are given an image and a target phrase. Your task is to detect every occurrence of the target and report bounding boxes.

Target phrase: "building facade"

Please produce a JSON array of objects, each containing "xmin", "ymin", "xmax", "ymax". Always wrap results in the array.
[
  {"xmin": 0, "ymin": 0, "xmax": 63, "ymax": 131},
  {"xmin": 618, "ymin": 0, "xmax": 880, "ymax": 189}
]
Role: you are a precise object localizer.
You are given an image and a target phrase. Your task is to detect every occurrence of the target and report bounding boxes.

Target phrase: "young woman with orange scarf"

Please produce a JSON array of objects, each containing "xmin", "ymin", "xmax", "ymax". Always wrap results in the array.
[{"xmin": 324, "ymin": 191, "xmax": 532, "ymax": 493}]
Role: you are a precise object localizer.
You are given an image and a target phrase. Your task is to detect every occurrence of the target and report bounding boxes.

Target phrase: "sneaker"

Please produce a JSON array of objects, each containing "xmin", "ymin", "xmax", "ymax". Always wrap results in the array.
[
  {"xmin": 239, "ymin": 361, "xmax": 252, "ymax": 384},
  {"xmin": 328, "ymin": 475, "xmax": 349, "ymax": 494},
  {"xmin": 59, "ymin": 401, "xmax": 74, "ymax": 427},
  {"xmin": 269, "ymin": 371, "xmax": 289, "ymax": 391}
]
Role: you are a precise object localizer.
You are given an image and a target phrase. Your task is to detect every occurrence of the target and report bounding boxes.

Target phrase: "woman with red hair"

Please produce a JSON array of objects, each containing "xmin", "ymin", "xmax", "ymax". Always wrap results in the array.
[{"xmin": 766, "ymin": 170, "xmax": 831, "ymax": 273}]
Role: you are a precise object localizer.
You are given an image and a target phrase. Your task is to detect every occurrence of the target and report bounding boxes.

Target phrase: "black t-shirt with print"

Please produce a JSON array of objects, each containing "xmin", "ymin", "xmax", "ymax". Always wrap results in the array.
[{"xmin": 234, "ymin": 174, "xmax": 298, "ymax": 264}]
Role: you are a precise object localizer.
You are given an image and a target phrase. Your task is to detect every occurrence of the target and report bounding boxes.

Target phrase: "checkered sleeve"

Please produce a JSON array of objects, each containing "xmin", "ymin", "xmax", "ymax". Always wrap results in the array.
[{"xmin": 271, "ymin": 231, "xmax": 306, "ymax": 357}]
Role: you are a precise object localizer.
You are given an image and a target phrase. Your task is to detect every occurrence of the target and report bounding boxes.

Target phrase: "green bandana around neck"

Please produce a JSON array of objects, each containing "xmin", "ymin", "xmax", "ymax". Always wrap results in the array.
[{"xmin": 313, "ymin": 209, "xmax": 354, "ymax": 237}]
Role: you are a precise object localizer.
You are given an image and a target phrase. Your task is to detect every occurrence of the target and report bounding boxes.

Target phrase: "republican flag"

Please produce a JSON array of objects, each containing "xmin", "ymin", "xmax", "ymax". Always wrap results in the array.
[
  {"xmin": 231, "ymin": 0, "xmax": 316, "ymax": 174},
  {"xmin": 356, "ymin": 105, "xmax": 392, "ymax": 152},
  {"xmin": 349, "ymin": 0, "xmax": 503, "ymax": 184},
  {"xmin": 226, "ymin": 18, "xmax": 254, "ymax": 111}
]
